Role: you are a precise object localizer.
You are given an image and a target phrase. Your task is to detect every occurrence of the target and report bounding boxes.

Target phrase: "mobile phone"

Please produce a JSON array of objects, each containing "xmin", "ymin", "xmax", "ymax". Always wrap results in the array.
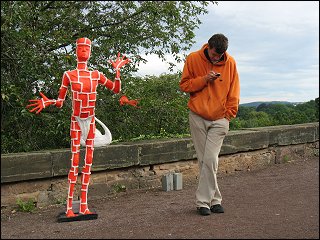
[{"xmin": 210, "ymin": 71, "xmax": 220, "ymax": 77}]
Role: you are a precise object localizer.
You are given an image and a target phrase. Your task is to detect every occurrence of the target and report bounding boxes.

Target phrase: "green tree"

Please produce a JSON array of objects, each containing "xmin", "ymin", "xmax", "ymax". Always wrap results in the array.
[
  {"xmin": 315, "ymin": 97, "xmax": 319, "ymax": 120},
  {"xmin": 240, "ymin": 111, "xmax": 273, "ymax": 128},
  {"xmin": 236, "ymin": 105, "xmax": 256, "ymax": 120},
  {"xmin": 294, "ymin": 99, "xmax": 318, "ymax": 123},
  {"xmin": 231, "ymin": 99, "xmax": 319, "ymax": 130},
  {"xmin": 256, "ymin": 103, "xmax": 268, "ymax": 112},
  {"xmin": 1, "ymin": 1, "xmax": 217, "ymax": 153},
  {"xmin": 95, "ymin": 73, "xmax": 190, "ymax": 141}
]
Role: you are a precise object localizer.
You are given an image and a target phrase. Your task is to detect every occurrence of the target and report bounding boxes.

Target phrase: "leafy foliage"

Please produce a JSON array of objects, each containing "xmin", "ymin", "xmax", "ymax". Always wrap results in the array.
[
  {"xmin": 1, "ymin": 1, "xmax": 216, "ymax": 153},
  {"xmin": 94, "ymin": 73, "xmax": 190, "ymax": 141},
  {"xmin": 16, "ymin": 198, "xmax": 36, "ymax": 212},
  {"xmin": 230, "ymin": 98, "xmax": 319, "ymax": 129}
]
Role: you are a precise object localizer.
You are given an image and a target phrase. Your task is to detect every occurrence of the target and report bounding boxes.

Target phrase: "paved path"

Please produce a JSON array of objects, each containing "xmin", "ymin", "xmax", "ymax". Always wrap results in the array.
[{"xmin": 1, "ymin": 156, "xmax": 319, "ymax": 239}]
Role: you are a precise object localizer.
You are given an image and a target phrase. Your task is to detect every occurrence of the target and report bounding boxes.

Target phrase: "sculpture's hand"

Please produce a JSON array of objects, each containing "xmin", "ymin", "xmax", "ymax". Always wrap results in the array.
[
  {"xmin": 119, "ymin": 95, "xmax": 140, "ymax": 108},
  {"xmin": 26, "ymin": 92, "xmax": 56, "ymax": 114},
  {"xmin": 109, "ymin": 52, "xmax": 131, "ymax": 70}
]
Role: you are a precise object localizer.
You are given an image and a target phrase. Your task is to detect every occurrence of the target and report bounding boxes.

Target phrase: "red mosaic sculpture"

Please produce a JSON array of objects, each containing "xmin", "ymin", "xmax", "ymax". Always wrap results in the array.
[{"xmin": 27, "ymin": 38, "xmax": 134, "ymax": 220}]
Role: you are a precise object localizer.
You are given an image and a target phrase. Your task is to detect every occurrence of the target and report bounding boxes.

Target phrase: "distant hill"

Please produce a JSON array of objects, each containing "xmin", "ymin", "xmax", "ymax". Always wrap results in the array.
[{"xmin": 240, "ymin": 101, "xmax": 304, "ymax": 108}]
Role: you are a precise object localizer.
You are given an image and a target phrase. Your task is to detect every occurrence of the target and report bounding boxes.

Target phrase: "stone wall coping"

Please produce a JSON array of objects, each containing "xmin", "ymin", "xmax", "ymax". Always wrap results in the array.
[{"xmin": 1, "ymin": 122, "xmax": 318, "ymax": 183}]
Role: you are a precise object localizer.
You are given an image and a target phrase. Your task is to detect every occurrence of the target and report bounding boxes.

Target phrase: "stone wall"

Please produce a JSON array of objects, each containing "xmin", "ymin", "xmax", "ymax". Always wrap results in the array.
[{"xmin": 1, "ymin": 123, "xmax": 319, "ymax": 209}]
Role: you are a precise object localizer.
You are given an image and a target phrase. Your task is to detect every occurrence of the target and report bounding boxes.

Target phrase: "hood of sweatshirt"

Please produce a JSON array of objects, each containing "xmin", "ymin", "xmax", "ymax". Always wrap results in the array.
[{"xmin": 198, "ymin": 43, "xmax": 229, "ymax": 66}]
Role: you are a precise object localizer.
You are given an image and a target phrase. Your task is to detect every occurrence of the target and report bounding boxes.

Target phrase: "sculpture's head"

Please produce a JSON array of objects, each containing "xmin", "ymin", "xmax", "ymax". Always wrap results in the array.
[{"xmin": 76, "ymin": 38, "xmax": 92, "ymax": 62}]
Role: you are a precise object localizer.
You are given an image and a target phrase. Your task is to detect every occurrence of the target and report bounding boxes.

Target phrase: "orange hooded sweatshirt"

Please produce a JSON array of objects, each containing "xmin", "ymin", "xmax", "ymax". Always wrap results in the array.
[{"xmin": 180, "ymin": 43, "xmax": 240, "ymax": 121}]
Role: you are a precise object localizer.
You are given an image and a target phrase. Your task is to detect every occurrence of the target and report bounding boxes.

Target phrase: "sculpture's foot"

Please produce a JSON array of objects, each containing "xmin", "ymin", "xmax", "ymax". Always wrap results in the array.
[
  {"xmin": 79, "ymin": 204, "xmax": 92, "ymax": 215},
  {"xmin": 57, "ymin": 209, "xmax": 98, "ymax": 223},
  {"xmin": 66, "ymin": 210, "xmax": 77, "ymax": 218},
  {"xmin": 80, "ymin": 208, "xmax": 94, "ymax": 215}
]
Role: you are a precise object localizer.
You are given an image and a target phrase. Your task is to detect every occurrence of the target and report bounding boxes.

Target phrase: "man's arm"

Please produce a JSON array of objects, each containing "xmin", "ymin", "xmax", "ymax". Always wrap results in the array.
[
  {"xmin": 179, "ymin": 55, "xmax": 208, "ymax": 93},
  {"xmin": 225, "ymin": 64, "xmax": 240, "ymax": 120}
]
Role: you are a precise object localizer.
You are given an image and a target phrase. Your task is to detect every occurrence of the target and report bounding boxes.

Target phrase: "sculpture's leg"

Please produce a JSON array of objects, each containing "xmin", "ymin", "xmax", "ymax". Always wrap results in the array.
[
  {"xmin": 66, "ymin": 118, "xmax": 81, "ymax": 217},
  {"xmin": 80, "ymin": 118, "xmax": 95, "ymax": 214}
]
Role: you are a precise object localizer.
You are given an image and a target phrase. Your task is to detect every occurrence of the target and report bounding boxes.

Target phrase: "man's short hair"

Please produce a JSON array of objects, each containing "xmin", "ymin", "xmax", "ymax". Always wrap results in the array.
[{"xmin": 208, "ymin": 34, "xmax": 228, "ymax": 54}]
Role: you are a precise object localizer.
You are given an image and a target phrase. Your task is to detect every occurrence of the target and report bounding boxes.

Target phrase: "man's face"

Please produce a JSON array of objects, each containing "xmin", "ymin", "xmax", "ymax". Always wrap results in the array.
[
  {"xmin": 76, "ymin": 44, "xmax": 91, "ymax": 61},
  {"xmin": 208, "ymin": 47, "xmax": 224, "ymax": 63}
]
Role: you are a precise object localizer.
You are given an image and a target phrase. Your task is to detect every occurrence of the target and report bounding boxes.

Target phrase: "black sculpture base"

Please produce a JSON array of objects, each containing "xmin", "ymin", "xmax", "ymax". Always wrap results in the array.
[{"xmin": 57, "ymin": 210, "xmax": 98, "ymax": 223}]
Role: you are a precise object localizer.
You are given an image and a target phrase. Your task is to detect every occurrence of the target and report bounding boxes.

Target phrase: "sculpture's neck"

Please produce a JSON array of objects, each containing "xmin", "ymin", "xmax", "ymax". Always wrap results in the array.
[{"xmin": 77, "ymin": 62, "xmax": 88, "ymax": 70}]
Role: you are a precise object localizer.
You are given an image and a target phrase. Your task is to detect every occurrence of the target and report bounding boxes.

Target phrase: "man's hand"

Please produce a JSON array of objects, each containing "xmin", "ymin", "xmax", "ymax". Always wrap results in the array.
[{"xmin": 204, "ymin": 71, "xmax": 220, "ymax": 83}]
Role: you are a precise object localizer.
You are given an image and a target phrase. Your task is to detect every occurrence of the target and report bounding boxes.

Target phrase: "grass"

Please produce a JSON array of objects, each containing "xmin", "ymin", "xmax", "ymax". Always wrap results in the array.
[
  {"xmin": 16, "ymin": 198, "xmax": 36, "ymax": 212},
  {"xmin": 112, "ymin": 183, "xmax": 127, "ymax": 193},
  {"xmin": 282, "ymin": 155, "xmax": 291, "ymax": 163}
]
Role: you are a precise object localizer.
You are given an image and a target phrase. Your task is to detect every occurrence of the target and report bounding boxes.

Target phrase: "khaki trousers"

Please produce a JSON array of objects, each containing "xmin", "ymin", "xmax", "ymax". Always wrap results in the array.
[{"xmin": 189, "ymin": 111, "xmax": 229, "ymax": 209}]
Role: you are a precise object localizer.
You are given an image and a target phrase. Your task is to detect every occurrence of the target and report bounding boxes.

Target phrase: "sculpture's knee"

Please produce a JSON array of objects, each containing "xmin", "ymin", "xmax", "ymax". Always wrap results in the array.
[{"xmin": 68, "ymin": 166, "xmax": 78, "ymax": 183}]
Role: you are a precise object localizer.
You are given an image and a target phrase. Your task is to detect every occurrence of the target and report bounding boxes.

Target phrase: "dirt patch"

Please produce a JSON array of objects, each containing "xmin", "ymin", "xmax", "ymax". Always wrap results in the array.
[{"xmin": 1, "ymin": 156, "xmax": 319, "ymax": 239}]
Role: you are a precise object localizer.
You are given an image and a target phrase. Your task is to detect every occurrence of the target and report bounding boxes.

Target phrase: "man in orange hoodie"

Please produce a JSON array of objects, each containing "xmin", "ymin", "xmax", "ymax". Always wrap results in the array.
[{"xmin": 180, "ymin": 33, "xmax": 240, "ymax": 216}]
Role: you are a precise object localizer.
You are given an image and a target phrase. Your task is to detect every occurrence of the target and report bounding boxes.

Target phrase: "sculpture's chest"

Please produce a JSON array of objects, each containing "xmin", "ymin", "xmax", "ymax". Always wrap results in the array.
[{"xmin": 69, "ymin": 70, "xmax": 99, "ymax": 93}]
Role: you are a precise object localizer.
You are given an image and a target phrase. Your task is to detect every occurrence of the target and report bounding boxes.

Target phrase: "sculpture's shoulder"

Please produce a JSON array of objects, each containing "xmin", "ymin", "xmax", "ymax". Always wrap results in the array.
[
  {"xmin": 63, "ymin": 69, "xmax": 78, "ymax": 80},
  {"xmin": 90, "ymin": 69, "xmax": 100, "ymax": 78}
]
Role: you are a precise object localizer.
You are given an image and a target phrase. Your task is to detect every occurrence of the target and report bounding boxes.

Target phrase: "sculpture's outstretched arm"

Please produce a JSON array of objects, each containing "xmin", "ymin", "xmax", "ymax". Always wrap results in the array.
[
  {"xmin": 26, "ymin": 92, "xmax": 56, "ymax": 114},
  {"xmin": 27, "ymin": 72, "xmax": 70, "ymax": 113}
]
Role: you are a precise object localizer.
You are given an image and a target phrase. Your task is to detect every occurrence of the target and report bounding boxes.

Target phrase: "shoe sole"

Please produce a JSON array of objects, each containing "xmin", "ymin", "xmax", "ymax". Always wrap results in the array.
[
  {"xmin": 211, "ymin": 211, "xmax": 224, "ymax": 213},
  {"xmin": 197, "ymin": 208, "xmax": 211, "ymax": 216}
]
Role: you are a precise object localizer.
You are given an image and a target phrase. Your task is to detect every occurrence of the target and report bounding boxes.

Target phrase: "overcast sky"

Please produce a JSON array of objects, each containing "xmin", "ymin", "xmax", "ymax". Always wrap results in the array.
[{"xmin": 133, "ymin": 1, "xmax": 319, "ymax": 104}]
